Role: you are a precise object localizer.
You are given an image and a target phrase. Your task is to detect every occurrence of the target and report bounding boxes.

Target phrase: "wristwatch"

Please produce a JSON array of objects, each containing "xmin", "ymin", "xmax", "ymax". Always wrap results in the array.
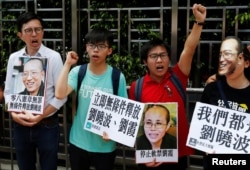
[{"xmin": 194, "ymin": 21, "xmax": 205, "ymax": 26}]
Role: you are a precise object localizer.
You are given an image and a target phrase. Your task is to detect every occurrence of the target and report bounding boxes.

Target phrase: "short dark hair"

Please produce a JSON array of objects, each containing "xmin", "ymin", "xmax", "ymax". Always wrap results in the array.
[
  {"xmin": 84, "ymin": 28, "xmax": 114, "ymax": 47},
  {"xmin": 243, "ymin": 45, "xmax": 250, "ymax": 80},
  {"xmin": 242, "ymin": 45, "xmax": 250, "ymax": 61},
  {"xmin": 16, "ymin": 12, "xmax": 44, "ymax": 32},
  {"xmin": 140, "ymin": 38, "xmax": 171, "ymax": 62}
]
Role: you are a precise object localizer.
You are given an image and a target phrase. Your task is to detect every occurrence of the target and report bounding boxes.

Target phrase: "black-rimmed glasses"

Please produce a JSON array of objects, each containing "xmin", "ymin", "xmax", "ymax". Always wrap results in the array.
[
  {"xmin": 144, "ymin": 121, "xmax": 167, "ymax": 129},
  {"xmin": 148, "ymin": 53, "xmax": 168, "ymax": 61},
  {"xmin": 87, "ymin": 43, "xmax": 108, "ymax": 50},
  {"xmin": 23, "ymin": 27, "xmax": 43, "ymax": 35}
]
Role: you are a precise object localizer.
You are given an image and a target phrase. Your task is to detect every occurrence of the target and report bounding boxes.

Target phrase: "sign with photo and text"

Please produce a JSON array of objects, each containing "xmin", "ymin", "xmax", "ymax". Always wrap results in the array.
[
  {"xmin": 7, "ymin": 57, "xmax": 48, "ymax": 114},
  {"xmin": 135, "ymin": 102, "xmax": 178, "ymax": 163}
]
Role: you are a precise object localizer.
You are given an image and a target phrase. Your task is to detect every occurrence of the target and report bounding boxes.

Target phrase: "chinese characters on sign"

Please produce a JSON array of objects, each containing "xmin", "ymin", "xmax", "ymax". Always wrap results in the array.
[
  {"xmin": 135, "ymin": 103, "xmax": 178, "ymax": 163},
  {"xmin": 187, "ymin": 102, "xmax": 250, "ymax": 154},
  {"xmin": 136, "ymin": 149, "xmax": 177, "ymax": 163},
  {"xmin": 7, "ymin": 57, "xmax": 48, "ymax": 114},
  {"xmin": 8, "ymin": 94, "xmax": 44, "ymax": 113},
  {"xmin": 84, "ymin": 89, "xmax": 145, "ymax": 147}
]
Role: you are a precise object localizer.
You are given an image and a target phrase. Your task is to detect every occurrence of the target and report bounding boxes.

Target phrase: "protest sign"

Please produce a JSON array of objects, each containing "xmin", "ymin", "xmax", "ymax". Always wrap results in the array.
[
  {"xmin": 84, "ymin": 89, "xmax": 145, "ymax": 147},
  {"xmin": 187, "ymin": 102, "xmax": 250, "ymax": 154},
  {"xmin": 135, "ymin": 102, "xmax": 178, "ymax": 163},
  {"xmin": 7, "ymin": 57, "xmax": 48, "ymax": 114}
]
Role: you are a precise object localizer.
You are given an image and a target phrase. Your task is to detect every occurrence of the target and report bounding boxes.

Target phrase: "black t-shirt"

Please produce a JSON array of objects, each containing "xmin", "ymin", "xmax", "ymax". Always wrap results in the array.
[{"xmin": 201, "ymin": 77, "xmax": 250, "ymax": 114}]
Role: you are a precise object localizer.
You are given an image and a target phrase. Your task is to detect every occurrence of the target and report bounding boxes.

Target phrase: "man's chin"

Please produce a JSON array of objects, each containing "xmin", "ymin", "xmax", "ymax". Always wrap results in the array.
[
  {"xmin": 218, "ymin": 70, "xmax": 235, "ymax": 76},
  {"xmin": 217, "ymin": 71, "xmax": 226, "ymax": 76},
  {"xmin": 218, "ymin": 69, "xmax": 230, "ymax": 76},
  {"xmin": 26, "ymin": 90, "xmax": 36, "ymax": 95}
]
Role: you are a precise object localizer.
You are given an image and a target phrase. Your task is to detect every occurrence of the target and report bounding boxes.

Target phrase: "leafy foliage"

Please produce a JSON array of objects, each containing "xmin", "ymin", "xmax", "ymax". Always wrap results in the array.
[{"xmin": 107, "ymin": 53, "xmax": 146, "ymax": 85}]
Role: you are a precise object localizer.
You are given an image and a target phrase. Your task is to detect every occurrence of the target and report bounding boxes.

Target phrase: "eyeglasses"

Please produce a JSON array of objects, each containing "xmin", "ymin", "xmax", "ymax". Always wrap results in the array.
[
  {"xmin": 148, "ymin": 53, "xmax": 169, "ymax": 61},
  {"xmin": 22, "ymin": 71, "xmax": 41, "ymax": 78},
  {"xmin": 87, "ymin": 43, "xmax": 108, "ymax": 50},
  {"xmin": 23, "ymin": 27, "xmax": 43, "ymax": 35},
  {"xmin": 219, "ymin": 51, "xmax": 237, "ymax": 60},
  {"xmin": 144, "ymin": 121, "xmax": 167, "ymax": 129}
]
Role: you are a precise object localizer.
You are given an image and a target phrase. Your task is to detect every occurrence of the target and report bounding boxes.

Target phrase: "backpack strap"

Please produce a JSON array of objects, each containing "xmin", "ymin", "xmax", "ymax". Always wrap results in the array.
[
  {"xmin": 170, "ymin": 72, "xmax": 186, "ymax": 105},
  {"xmin": 111, "ymin": 67, "xmax": 121, "ymax": 95},
  {"xmin": 77, "ymin": 64, "xmax": 88, "ymax": 93},
  {"xmin": 134, "ymin": 76, "xmax": 144, "ymax": 101},
  {"xmin": 75, "ymin": 64, "xmax": 88, "ymax": 111}
]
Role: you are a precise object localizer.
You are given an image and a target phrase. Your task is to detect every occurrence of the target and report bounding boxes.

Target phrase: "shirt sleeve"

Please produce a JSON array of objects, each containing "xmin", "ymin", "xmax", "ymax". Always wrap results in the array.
[
  {"xmin": 43, "ymin": 48, "xmax": 67, "ymax": 110},
  {"xmin": 4, "ymin": 52, "xmax": 19, "ymax": 104}
]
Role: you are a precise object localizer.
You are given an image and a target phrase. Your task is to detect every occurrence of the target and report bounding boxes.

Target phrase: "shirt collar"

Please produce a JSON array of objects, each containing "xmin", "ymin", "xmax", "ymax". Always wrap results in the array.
[
  {"xmin": 22, "ymin": 44, "xmax": 44, "ymax": 57},
  {"xmin": 144, "ymin": 71, "xmax": 171, "ymax": 84}
]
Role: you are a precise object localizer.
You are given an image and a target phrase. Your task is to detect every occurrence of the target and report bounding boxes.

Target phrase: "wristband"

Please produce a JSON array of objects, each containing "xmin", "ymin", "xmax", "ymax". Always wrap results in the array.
[{"xmin": 194, "ymin": 21, "xmax": 205, "ymax": 26}]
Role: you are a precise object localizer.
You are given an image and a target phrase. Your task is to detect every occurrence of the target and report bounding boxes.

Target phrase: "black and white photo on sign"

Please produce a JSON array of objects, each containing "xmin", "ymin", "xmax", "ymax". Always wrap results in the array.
[{"xmin": 7, "ymin": 57, "xmax": 48, "ymax": 114}]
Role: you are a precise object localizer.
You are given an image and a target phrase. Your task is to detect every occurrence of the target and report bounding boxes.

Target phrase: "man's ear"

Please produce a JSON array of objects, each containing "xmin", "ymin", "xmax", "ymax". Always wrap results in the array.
[
  {"xmin": 165, "ymin": 122, "xmax": 171, "ymax": 132},
  {"xmin": 17, "ymin": 32, "xmax": 22, "ymax": 40},
  {"xmin": 41, "ymin": 70, "xmax": 45, "ymax": 75},
  {"xmin": 107, "ymin": 48, "xmax": 112, "ymax": 56},
  {"xmin": 244, "ymin": 59, "xmax": 250, "ymax": 68}
]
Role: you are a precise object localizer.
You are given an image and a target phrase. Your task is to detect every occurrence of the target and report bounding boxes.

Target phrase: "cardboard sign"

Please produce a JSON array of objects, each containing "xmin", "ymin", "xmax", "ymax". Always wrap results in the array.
[
  {"xmin": 7, "ymin": 57, "xmax": 48, "ymax": 114},
  {"xmin": 84, "ymin": 89, "xmax": 144, "ymax": 147},
  {"xmin": 135, "ymin": 102, "xmax": 178, "ymax": 163},
  {"xmin": 187, "ymin": 102, "xmax": 250, "ymax": 154}
]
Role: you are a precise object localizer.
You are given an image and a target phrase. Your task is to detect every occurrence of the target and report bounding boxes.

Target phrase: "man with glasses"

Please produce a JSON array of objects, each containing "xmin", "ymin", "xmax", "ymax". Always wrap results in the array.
[
  {"xmin": 55, "ymin": 28, "xmax": 128, "ymax": 170},
  {"xmin": 4, "ymin": 12, "xmax": 66, "ymax": 170},
  {"xmin": 20, "ymin": 58, "xmax": 46, "ymax": 96},
  {"xmin": 200, "ymin": 37, "xmax": 250, "ymax": 170},
  {"xmin": 206, "ymin": 44, "xmax": 250, "ymax": 84},
  {"xmin": 129, "ymin": 3, "xmax": 207, "ymax": 170}
]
